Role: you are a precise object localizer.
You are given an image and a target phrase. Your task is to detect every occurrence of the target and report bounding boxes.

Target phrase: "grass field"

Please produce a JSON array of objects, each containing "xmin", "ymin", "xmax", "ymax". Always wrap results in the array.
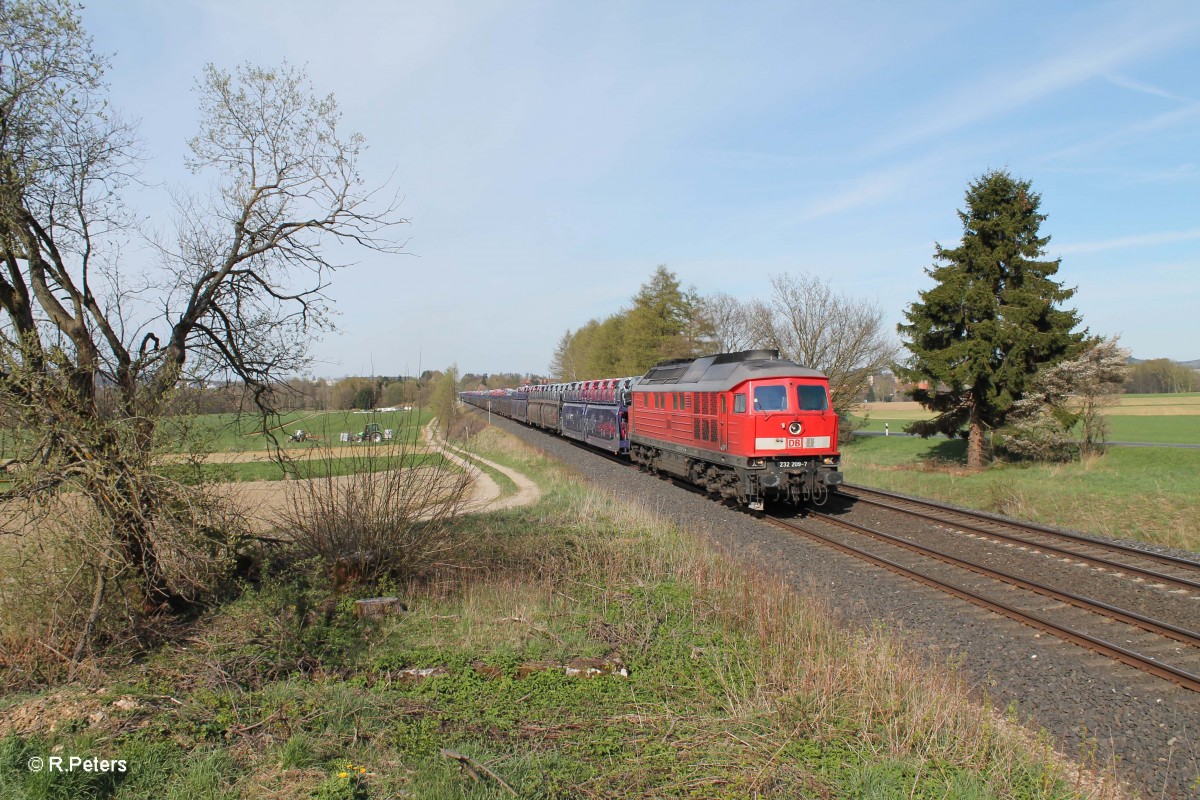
[
  {"xmin": 0, "ymin": 426, "xmax": 1122, "ymax": 799},
  {"xmin": 855, "ymin": 393, "xmax": 1200, "ymax": 445},
  {"xmin": 845, "ymin": 393, "xmax": 1200, "ymax": 550},
  {"xmin": 162, "ymin": 408, "xmax": 432, "ymax": 454},
  {"xmin": 841, "ymin": 435, "xmax": 1200, "ymax": 551}
]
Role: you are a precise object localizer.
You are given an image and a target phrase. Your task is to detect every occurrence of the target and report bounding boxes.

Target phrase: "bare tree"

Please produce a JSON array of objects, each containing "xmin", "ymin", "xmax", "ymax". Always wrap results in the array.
[
  {"xmin": 699, "ymin": 291, "xmax": 756, "ymax": 353},
  {"xmin": 0, "ymin": 1, "xmax": 404, "ymax": 644},
  {"xmin": 752, "ymin": 274, "xmax": 897, "ymax": 423}
]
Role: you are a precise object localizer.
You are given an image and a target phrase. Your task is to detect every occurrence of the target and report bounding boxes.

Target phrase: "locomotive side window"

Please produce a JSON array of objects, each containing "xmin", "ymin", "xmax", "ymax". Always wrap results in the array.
[
  {"xmin": 753, "ymin": 385, "xmax": 788, "ymax": 412},
  {"xmin": 733, "ymin": 393, "xmax": 745, "ymax": 413},
  {"xmin": 797, "ymin": 384, "xmax": 829, "ymax": 411}
]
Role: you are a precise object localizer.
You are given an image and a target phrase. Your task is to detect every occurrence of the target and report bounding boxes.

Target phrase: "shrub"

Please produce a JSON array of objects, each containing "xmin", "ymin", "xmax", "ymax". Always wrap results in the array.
[{"xmin": 276, "ymin": 432, "xmax": 472, "ymax": 586}]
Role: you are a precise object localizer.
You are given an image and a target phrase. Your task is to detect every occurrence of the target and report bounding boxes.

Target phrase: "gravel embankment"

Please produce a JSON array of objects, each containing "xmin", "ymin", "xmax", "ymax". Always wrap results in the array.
[{"xmin": 473, "ymin": 410, "xmax": 1200, "ymax": 799}]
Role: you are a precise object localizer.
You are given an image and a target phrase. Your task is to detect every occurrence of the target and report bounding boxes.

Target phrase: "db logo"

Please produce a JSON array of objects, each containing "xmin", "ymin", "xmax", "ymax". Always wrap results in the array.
[{"xmin": 786, "ymin": 437, "xmax": 805, "ymax": 448}]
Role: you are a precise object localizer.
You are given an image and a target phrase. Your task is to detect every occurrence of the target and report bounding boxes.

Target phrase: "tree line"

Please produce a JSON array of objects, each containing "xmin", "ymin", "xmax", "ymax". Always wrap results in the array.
[
  {"xmin": 1125, "ymin": 359, "xmax": 1200, "ymax": 394},
  {"xmin": 549, "ymin": 265, "xmax": 896, "ymax": 426}
]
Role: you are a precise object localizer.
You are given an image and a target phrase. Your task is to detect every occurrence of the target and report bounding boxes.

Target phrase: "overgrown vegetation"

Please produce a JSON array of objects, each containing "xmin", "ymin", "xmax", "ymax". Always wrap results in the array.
[
  {"xmin": 0, "ymin": 0, "xmax": 404, "ymax": 657},
  {"xmin": 0, "ymin": 426, "xmax": 1127, "ymax": 798}
]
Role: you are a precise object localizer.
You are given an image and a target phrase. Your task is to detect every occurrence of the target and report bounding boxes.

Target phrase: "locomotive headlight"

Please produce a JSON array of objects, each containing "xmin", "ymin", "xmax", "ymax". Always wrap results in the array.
[
  {"xmin": 788, "ymin": 421, "xmax": 802, "ymax": 435},
  {"xmin": 749, "ymin": 458, "xmax": 765, "ymax": 467}
]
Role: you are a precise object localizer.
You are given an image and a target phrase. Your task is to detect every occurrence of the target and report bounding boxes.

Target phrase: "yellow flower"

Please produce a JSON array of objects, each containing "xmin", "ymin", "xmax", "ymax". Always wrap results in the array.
[{"xmin": 338, "ymin": 771, "xmax": 348, "ymax": 778}]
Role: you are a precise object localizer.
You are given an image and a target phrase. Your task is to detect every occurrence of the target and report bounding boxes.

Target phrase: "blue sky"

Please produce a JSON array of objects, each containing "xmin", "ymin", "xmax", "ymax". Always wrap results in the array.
[{"xmin": 82, "ymin": 1, "xmax": 1200, "ymax": 377}]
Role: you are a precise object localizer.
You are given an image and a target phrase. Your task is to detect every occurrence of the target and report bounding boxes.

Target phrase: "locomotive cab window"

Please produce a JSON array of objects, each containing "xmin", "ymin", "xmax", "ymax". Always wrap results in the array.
[
  {"xmin": 733, "ymin": 393, "xmax": 746, "ymax": 413},
  {"xmin": 797, "ymin": 384, "xmax": 829, "ymax": 411},
  {"xmin": 752, "ymin": 384, "xmax": 788, "ymax": 412}
]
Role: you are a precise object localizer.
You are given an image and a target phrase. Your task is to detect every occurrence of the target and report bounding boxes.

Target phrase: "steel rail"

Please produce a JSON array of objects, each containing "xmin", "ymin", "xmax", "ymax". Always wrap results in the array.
[
  {"xmin": 769, "ymin": 513, "xmax": 1200, "ymax": 693},
  {"xmin": 808, "ymin": 510, "xmax": 1200, "ymax": 643},
  {"xmin": 839, "ymin": 487, "xmax": 1200, "ymax": 594},
  {"xmin": 843, "ymin": 483, "xmax": 1200, "ymax": 574}
]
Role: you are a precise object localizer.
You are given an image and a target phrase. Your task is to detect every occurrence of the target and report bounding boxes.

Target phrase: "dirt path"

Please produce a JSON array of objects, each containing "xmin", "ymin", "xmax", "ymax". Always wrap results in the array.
[
  {"xmin": 424, "ymin": 418, "xmax": 541, "ymax": 514},
  {"xmin": 223, "ymin": 421, "xmax": 541, "ymax": 531}
]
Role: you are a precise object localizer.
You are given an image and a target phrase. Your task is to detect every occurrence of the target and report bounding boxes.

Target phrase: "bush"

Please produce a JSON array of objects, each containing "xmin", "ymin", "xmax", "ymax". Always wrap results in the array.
[{"xmin": 276, "ymin": 434, "xmax": 472, "ymax": 586}]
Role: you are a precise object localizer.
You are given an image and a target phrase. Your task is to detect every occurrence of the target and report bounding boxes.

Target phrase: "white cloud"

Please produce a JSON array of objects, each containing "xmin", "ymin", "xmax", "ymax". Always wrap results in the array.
[
  {"xmin": 1104, "ymin": 72, "xmax": 1193, "ymax": 103},
  {"xmin": 1056, "ymin": 229, "xmax": 1200, "ymax": 255},
  {"xmin": 868, "ymin": 16, "xmax": 1198, "ymax": 156},
  {"xmin": 1047, "ymin": 103, "xmax": 1200, "ymax": 161}
]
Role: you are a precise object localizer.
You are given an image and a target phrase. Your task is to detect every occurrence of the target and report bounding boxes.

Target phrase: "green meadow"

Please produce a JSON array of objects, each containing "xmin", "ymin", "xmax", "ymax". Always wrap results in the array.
[
  {"xmin": 163, "ymin": 408, "xmax": 433, "ymax": 454},
  {"xmin": 840, "ymin": 434, "xmax": 1200, "ymax": 551}
]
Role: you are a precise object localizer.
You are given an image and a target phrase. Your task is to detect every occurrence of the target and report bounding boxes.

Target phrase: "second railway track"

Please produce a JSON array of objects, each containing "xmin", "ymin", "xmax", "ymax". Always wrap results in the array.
[
  {"xmin": 770, "ymin": 491, "xmax": 1200, "ymax": 693},
  {"xmin": 839, "ymin": 483, "xmax": 1200, "ymax": 591}
]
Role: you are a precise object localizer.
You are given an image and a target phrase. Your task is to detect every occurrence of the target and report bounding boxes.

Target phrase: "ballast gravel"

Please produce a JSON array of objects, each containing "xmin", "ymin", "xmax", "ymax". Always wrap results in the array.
[{"xmin": 475, "ymin": 411, "xmax": 1200, "ymax": 799}]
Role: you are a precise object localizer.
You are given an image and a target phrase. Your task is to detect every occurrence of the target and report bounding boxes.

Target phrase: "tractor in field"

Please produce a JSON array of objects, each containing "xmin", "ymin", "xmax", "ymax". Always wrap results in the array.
[
  {"xmin": 289, "ymin": 430, "xmax": 318, "ymax": 443},
  {"xmin": 355, "ymin": 422, "xmax": 384, "ymax": 443}
]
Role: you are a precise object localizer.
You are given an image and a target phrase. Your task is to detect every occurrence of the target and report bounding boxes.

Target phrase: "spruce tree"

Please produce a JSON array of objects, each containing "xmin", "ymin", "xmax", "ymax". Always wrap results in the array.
[{"xmin": 897, "ymin": 170, "xmax": 1084, "ymax": 468}]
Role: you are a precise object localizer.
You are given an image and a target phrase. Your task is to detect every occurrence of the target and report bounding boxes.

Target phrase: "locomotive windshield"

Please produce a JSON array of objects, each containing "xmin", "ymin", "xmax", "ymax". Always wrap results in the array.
[
  {"xmin": 752, "ymin": 384, "xmax": 788, "ymax": 412},
  {"xmin": 796, "ymin": 384, "xmax": 828, "ymax": 411}
]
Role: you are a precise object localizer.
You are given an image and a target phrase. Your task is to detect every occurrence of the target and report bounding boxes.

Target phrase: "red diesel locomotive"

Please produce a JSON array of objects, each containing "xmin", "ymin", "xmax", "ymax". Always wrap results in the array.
[
  {"xmin": 460, "ymin": 349, "xmax": 843, "ymax": 509},
  {"xmin": 627, "ymin": 350, "xmax": 842, "ymax": 508}
]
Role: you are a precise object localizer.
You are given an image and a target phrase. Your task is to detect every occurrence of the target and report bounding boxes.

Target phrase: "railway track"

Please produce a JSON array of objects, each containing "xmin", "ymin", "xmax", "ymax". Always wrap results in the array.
[
  {"xmin": 839, "ymin": 483, "xmax": 1200, "ymax": 591},
  {"xmin": 769, "ymin": 499, "xmax": 1200, "ymax": 693},
  {"xmin": 631, "ymin": 465, "xmax": 1200, "ymax": 692}
]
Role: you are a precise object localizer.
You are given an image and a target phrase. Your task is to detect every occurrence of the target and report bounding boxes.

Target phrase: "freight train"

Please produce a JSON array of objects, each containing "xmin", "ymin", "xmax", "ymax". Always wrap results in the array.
[{"xmin": 459, "ymin": 349, "xmax": 843, "ymax": 509}]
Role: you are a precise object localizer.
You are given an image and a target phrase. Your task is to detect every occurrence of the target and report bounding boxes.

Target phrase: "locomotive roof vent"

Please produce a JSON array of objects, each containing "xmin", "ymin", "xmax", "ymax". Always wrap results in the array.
[{"xmin": 710, "ymin": 349, "xmax": 780, "ymax": 364}]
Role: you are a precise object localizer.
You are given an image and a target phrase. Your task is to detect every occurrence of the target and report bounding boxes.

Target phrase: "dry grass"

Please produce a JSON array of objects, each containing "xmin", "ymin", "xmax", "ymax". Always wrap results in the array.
[{"xmin": 524, "ymin": 484, "xmax": 1129, "ymax": 797}]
